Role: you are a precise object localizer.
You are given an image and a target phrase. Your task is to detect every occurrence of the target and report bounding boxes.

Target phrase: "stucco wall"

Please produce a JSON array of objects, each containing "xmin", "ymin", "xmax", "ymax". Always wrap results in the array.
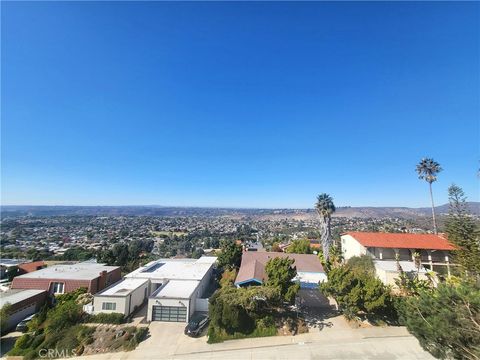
[
  {"xmin": 341, "ymin": 235, "xmax": 366, "ymax": 260},
  {"xmin": 93, "ymin": 296, "xmax": 127, "ymax": 315}
]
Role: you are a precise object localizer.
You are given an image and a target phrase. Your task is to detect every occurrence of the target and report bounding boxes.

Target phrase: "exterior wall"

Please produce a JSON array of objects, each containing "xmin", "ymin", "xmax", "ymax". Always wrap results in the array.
[
  {"xmin": 125, "ymin": 281, "xmax": 148, "ymax": 315},
  {"xmin": 89, "ymin": 268, "xmax": 122, "ymax": 294},
  {"xmin": 93, "ymin": 296, "xmax": 127, "ymax": 315},
  {"xmin": 93, "ymin": 281, "xmax": 148, "ymax": 316},
  {"xmin": 341, "ymin": 235, "xmax": 366, "ymax": 260},
  {"xmin": 147, "ymin": 297, "xmax": 190, "ymax": 322},
  {"xmin": 195, "ymin": 298, "xmax": 209, "ymax": 312}
]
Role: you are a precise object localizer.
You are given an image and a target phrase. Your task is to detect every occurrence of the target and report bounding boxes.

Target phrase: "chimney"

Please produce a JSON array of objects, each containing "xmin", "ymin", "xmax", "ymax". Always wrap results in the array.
[{"xmin": 98, "ymin": 270, "xmax": 107, "ymax": 291}]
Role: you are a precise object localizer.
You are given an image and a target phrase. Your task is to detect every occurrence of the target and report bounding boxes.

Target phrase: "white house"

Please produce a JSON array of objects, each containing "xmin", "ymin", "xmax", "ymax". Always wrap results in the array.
[
  {"xmin": 93, "ymin": 278, "xmax": 149, "ymax": 316},
  {"xmin": 341, "ymin": 232, "xmax": 456, "ymax": 284},
  {"xmin": 92, "ymin": 256, "xmax": 216, "ymax": 322}
]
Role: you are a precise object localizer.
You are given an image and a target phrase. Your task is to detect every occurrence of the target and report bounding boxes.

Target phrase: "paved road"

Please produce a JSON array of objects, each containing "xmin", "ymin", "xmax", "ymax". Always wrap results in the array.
[{"xmin": 74, "ymin": 316, "xmax": 434, "ymax": 360}]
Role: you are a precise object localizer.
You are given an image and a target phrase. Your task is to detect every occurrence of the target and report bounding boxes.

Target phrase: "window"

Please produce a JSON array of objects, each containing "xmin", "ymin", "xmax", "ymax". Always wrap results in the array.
[
  {"xmin": 51, "ymin": 282, "xmax": 64, "ymax": 294},
  {"xmin": 102, "ymin": 302, "xmax": 116, "ymax": 311}
]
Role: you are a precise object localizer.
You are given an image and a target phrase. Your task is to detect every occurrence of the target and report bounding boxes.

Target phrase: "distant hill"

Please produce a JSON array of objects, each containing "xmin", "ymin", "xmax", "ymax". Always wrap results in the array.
[{"xmin": 1, "ymin": 203, "xmax": 479, "ymax": 218}]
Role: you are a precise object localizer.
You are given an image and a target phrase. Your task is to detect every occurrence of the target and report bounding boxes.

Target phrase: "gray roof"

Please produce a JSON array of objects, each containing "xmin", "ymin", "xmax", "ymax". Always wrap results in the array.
[
  {"xmin": 15, "ymin": 261, "xmax": 119, "ymax": 281},
  {"xmin": 0, "ymin": 289, "xmax": 45, "ymax": 307}
]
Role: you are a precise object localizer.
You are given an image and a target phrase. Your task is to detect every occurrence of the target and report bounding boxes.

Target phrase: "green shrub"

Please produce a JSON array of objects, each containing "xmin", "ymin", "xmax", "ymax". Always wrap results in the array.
[
  {"xmin": 14, "ymin": 334, "xmax": 33, "ymax": 349},
  {"xmin": 87, "ymin": 312, "xmax": 125, "ymax": 324},
  {"xmin": 23, "ymin": 349, "xmax": 38, "ymax": 360},
  {"xmin": 396, "ymin": 280, "xmax": 480, "ymax": 359},
  {"xmin": 321, "ymin": 264, "xmax": 394, "ymax": 321},
  {"xmin": 45, "ymin": 301, "xmax": 83, "ymax": 333},
  {"xmin": 347, "ymin": 255, "xmax": 375, "ymax": 276},
  {"xmin": 134, "ymin": 327, "xmax": 148, "ymax": 343},
  {"xmin": 30, "ymin": 334, "xmax": 45, "ymax": 349}
]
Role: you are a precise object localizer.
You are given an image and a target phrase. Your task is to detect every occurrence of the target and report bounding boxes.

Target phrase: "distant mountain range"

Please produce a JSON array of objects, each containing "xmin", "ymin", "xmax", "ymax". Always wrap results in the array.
[{"xmin": 1, "ymin": 203, "xmax": 479, "ymax": 218}]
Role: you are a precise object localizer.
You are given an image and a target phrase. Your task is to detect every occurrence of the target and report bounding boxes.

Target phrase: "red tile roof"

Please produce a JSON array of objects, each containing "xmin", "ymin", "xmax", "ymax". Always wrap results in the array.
[
  {"xmin": 234, "ymin": 252, "xmax": 325, "ymax": 285},
  {"xmin": 344, "ymin": 232, "xmax": 456, "ymax": 250}
]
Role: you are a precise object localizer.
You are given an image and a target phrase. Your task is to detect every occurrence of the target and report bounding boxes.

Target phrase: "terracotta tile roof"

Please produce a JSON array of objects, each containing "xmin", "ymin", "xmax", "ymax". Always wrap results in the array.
[
  {"xmin": 234, "ymin": 252, "xmax": 325, "ymax": 285},
  {"xmin": 18, "ymin": 261, "xmax": 45, "ymax": 274},
  {"xmin": 344, "ymin": 232, "xmax": 456, "ymax": 250}
]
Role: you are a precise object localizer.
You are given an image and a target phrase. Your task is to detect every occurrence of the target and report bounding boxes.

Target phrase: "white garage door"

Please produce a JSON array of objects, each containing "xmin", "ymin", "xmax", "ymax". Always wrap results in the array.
[{"xmin": 152, "ymin": 305, "xmax": 187, "ymax": 322}]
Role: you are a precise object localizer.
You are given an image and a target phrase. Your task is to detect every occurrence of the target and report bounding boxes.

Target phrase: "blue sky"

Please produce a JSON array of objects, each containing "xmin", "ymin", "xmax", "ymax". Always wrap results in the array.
[{"xmin": 2, "ymin": 2, "xmax": 479, "ymax": 208}]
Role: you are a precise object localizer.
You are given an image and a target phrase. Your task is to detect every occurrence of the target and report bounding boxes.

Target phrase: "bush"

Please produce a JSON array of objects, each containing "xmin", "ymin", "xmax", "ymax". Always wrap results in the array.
[
  {"xmin": 347, "ymin": 255, "xmax": 375, "ymax": 276},
  {"xmin": 321, "ymin": 265, "xmax": 394, "ymax": 320},
  {"xmin": 14, "ymin": 334, "xmax": 33, "ymax": 349},
  {"xmin": 134, "ymin": 327, "xmax": 148, "ymax": 343},
  {"xmin": 45, "ymin": 301, "xmax": 83, "ymax": 333},
  {"xmin": 396, "ymin": 280, "xmax": 480, "ymax": 359},
  {"xmin": 87, "ymin": 312, "xmax": 125, "ymax": 324}
]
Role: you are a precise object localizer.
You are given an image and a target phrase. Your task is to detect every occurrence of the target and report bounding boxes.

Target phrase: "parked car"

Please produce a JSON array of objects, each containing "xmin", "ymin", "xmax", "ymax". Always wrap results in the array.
[
  {"xmin": 184, "ymin": 313, "xmax": 209, "ymax": 337},
  {"xmin": 15, "ymin": 314, "xmax": 36, "ymax": 332}
]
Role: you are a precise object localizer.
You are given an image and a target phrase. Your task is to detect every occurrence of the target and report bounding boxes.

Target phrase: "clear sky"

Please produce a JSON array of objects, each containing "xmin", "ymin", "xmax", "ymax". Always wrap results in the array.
[{"xmin": 2, "ymin": 1, "xmax": 479, "ymax": 208}]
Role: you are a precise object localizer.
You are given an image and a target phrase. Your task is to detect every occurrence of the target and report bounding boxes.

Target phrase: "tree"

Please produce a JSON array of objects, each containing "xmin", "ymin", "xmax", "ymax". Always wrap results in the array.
[
  {"xmin": 264, "ymin": 257, "xmax": 300, "ymax": 303},
  {"xmin": 445, "ymin": 184, "xmax": 480, "ymax": 276},
  {"xmin": 6, "ymin": 266, "xmax": 18, "ymax": 282},
  {"xmin": 315, "ymin": 193, "xmax": 336, "ymax": 261},
  {"xmin": 321, "ymin": 265, "xmax": 393, "ymax": 320},
  {"xmin": 416, "ymin": 158, "xmax": 442, "ymax": 234},
  {"xmin": 397, "ymin": 280, "xmax": 480, "ymax": 360},
  {"xmin": 208, "ymin": 286, "xmax": 281, "ymax": 335},
  {"xmin": 217, "ymin": 241, "xmax": 243, "ymax": 269},
  {"xmin": 0, "ymin": 303, "xmax": 12, "ymax": 334},
  {"xmin": 285, "ymin": 239, "xmax": 311, "ymax": 254},
  {"xmin": 347, "ymin": 255, "xmax": 375, "ymax": 276}
]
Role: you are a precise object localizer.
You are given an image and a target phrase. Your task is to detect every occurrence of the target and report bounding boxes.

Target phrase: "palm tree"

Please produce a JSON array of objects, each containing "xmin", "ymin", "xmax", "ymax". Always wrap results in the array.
[
  {"xmin": 315, "ymin": 193, "xmax": 336, "ymax": 261},
  {"xmin": 416, "ymin": 158, "xmax": 442, "ymax": 234}
]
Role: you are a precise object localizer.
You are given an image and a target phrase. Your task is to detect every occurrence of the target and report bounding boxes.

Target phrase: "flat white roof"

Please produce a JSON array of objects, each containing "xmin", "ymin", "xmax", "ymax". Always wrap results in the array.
[
  {"xmin": 374, "ymin": 260, "xmax": 427, "ymax": 273},
  {"xmin": 15, "ymin": 261, "xmax": 119, "ymax": 281},
  {"xmin": 125, "ymin": 256, "xmax": 216, "ymax": 281},
  {"xmin": 97, "ymin": 278, "xmax": 149, "ymax": 296},
  {"xmin": 0, "ymin": 289, "xmax": 45, "ymax": 307},
  {"xmin": 153, "ymin": 280, "xmax": 200, "ymax": 299}
]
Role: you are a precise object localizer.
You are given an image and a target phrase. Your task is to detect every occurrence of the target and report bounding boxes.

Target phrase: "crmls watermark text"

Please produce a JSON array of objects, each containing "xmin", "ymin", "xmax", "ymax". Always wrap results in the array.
[{"xmin": 38, "ymin": 349, "xmax": 76, "ymax": 358}]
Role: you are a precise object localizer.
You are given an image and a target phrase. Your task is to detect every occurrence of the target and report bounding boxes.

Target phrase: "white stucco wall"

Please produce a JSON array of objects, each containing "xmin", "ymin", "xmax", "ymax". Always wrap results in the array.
[
  {"xmin": 341, "ymin": 235, "xmax": 367, "ymax": 260},
  {"xmin": 93, "ymin": 296, "xmax": 127, "ymax": 315}
]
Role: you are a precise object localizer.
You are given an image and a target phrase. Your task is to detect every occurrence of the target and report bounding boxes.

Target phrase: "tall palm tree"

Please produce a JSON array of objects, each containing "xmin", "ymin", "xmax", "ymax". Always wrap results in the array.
[
  {"xmin": 416, "ymin": 158, "xmax": 442, "ymax": 234},
  {"xmin": 315, "ymin": 193, "xmax": 336, "ymax": 261}
]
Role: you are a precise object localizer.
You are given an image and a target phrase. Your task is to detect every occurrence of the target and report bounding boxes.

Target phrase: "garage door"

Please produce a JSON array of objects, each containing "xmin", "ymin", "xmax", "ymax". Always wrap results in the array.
[{"xmin": 152, "ymin": 305, "xmax": 187, "ymax": 322}]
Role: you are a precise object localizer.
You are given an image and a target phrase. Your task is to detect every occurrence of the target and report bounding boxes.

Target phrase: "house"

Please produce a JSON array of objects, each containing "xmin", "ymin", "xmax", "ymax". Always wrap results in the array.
[
  {"xmin": 92, "ymin": 256, "xmax": 217, "ymax": 322},
  {"xmin": 234, "ymin": 252, "xmax": 327, "ymax": 289},
  {"xmin": 341, "ymin": 232, "xmax": 456, "ymax": 282},
  {"xmin": 0, "ymin": 259, "xmax": 29, "ymax": 279},
  {"xmin": 18, "ymin": 261, "xmax": 46, "ymax": 275},
  {"xmin": 92, "ymin": 278, "xmax": 149, "ymax": 317},
  {"xmin": 0, "ymin": 289, "xmax": 47, "ymax": 332},
  {"xmin": 11, "ymin": 261, "xmax": 121, "ymax": 295}
]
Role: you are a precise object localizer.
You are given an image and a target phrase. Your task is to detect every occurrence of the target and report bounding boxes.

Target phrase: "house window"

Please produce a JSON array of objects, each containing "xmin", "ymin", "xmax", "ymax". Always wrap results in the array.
[
  {"xmin": 51, "ymin": 282, "xmax": 64, "ymax": 294},
  {"xmin": 102, "ymin": 302, "xmax": 116, "ymax": 311}
]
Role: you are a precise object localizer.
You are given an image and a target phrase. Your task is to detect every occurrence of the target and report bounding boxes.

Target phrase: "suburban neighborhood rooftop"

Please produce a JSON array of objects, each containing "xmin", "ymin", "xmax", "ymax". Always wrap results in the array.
[
  {"xmin": 97, "ymin": 278, "xmax": 149, "ymax": 296},
  {"xmin": 153, "ymin": 280, "xmax": 200, "ymax": 299},
  {"xmin": 0, "ymin": 289, "xmax": 45, "ymax": 307},
  {"xmin": 13, "ymin": 261, "xmax": 119, "ymax": 280},
  {"xmin": 126, "ymin": 256, "xmax": 216, "ymax": 281},
  {"xmin": 235, "ymin": 252, "xmax": 325, "ymax": 286},
  {"xmin": 344, "ymin": 232, "xmax": 456, "ymax": 250}
]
